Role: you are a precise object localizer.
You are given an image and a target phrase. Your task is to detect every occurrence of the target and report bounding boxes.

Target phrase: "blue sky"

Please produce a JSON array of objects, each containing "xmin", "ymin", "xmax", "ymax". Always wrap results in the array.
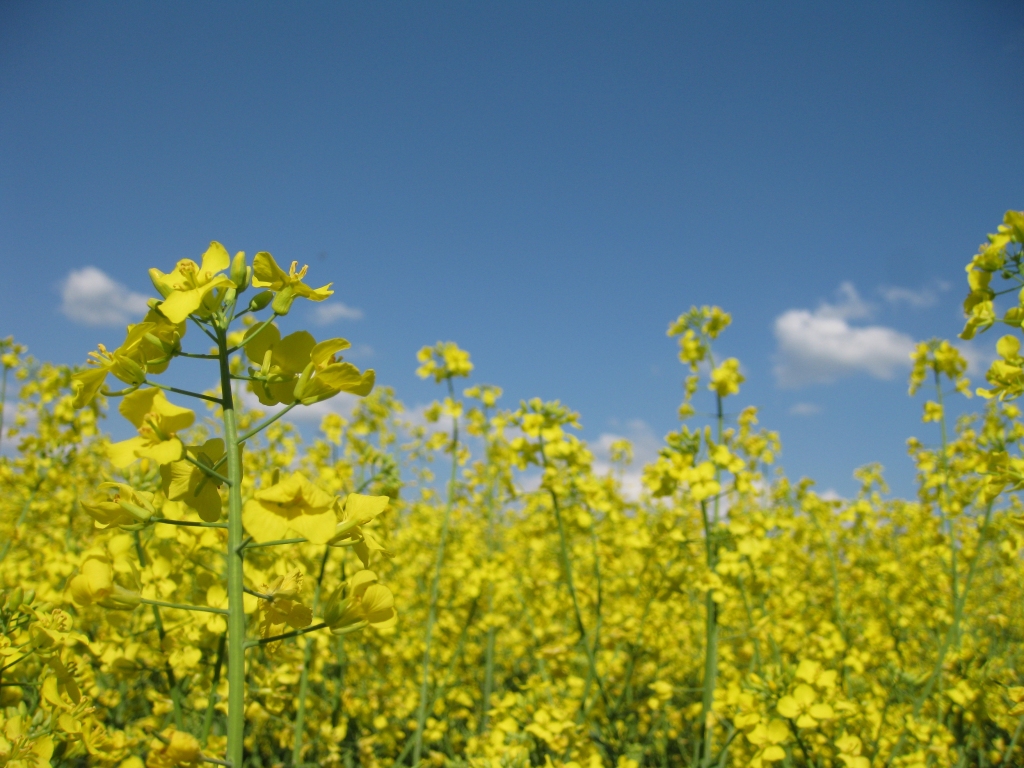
[{"xmin": 1, "ymin": 1, "xmax": 1022, "ymax": 496}]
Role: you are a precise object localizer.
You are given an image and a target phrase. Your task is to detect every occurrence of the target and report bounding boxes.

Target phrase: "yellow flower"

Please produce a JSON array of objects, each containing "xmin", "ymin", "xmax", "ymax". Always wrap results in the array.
[
  {"xmin": 416, "ymin": 341, "xmax": 473, "ymax": 381},
  {"xmin": 81, "ymin": 483, "xmax": 156, "ymax": 528},
  {"xmin": 257, "ymin": 570, "xmax": 313, "ymax": 638},
  {"xmin": 323, "ymin": 569, "xmax": 397, "ymax": 634},
  {"xmin": 148, "ymin": 242, "xmax": 237, "ymax": 324},
  {"xmin": 160, "ymin": 438, "xmax": 225, "ymax": 522},
  {"xmin": 68, "ymin": 555, "xmax": 115, "ymax": 607},
  {"xmin": 776, "ymin": 684, "xmax": 834, "ymax": 728},
  {"xmin": 245, "ymin": 326, "xmax": 374, "ymax": 406},
  {"xmin": 251, "ymin": 251, "xmax": 333, "ymax": 314},
  {"xmin": 107, "ymin": 388, "xmax": 195, "ymax": 468},
  {"xmin": 146, "ymin": 728, "xmax": 202, "ymax": 768},
  {"xmin": 745, "ymin": 718, "xmax": 789, "ymax": 764},
  {"xmin": 835, "ymin": 734, "xmax": 870, "ymax": 768},
  {"xmin": 242, "ymin": 472, "xmax": 336, "ymax": 544},
  {"xmin": 328, "ymin": 494, "xmax": 394, "ymax": 567},
  {"xmin": 709, "ymin": 358, "xmax": 744, "ymax": 398}
]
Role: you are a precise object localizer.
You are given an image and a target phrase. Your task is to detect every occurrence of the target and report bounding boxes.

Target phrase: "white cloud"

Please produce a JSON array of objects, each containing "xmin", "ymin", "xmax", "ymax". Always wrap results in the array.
[
  {"xmin": 773, "ymin": 283, "xmax": 915, "ymax": 387},
  {"xmin": 817, "ymin": 281, "xmax": 874, "ymax": 321},
  {"xmin": 789, "ymin": 402, "xmax": 821, "ymax": 416},
  {"xmin": 237, "ymin": 386, "xmax": 359, "ymax": 425},
  {"xmin": 954, "ymin": 340, "xmax": 994, "ymax": 377},
  {"xmin": 311, "ymin": 301, "xmax": 364, "ymax": 325},
  {"xmin": 60, "ymin": 267, "xmax": 151, "ymax": 327},
  {"xmin": 879, "ymin": 280, "xmax": 949, "ymax": 309}
]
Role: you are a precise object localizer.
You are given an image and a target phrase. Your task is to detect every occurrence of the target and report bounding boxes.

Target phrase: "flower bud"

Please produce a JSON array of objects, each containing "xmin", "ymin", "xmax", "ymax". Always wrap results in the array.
[
  {"xmin": 6, "ymin": 587, "xmax": 23, "ymax": 611},
  {"xmin": 248, "ymin": 290, "xmax": 273, "ymax": 312},
  {"xmin": 230, "ymin": 251, "xmax": 249, "ymax": 291}
]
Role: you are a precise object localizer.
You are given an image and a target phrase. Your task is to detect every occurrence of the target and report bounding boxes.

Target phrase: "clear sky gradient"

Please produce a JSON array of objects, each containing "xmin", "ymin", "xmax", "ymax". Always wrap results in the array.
[{"xmin": 2, "ymin": 1, "xmax": 1022, "ymax": 496}]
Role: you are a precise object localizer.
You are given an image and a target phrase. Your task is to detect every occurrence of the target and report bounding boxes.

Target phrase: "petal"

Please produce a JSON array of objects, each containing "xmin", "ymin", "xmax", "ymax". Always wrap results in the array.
[
  {"xmin": 255, "ymin": 474, "xmax": 304, "ymax": 504},
  {"xmin": 294, "ymin": 282, "xmax": 334, "ymax": 301},
  {"xmin": 137, "ymin": 437, "xmax": 185, "ymax": 466},
  {"xmin": 762, "ymin": 746, "xmax": 786, "ymax": 762},
  {"xmin": 252, "ymin": 251, "xmax": 289, "ymax": 288},
  {"xmin": 158, "ymin": 288, "xmax": 205, "ymax": 324},
  {"xmin": 793, "ymin": 684, "xmax": 816, "ymax": 706},
  {"xmin": 71, "ymin": 367, "xmax": 110, "ymax": 409},
  {"xmin": 241, "ymin": 500, "xmax": 291, "ymax": 543},
  {"xmin": 273, "ymin": 331, "xmax": 316, "ymax": 373},
  {"xmin": 186, "ymin": 478, "xmax": 222, "ymax": 523},
  {"xmin": 199, "ymin": 241, "xmax": 231, "ymax": 277},
  {"xmin": 287, "ymin": 508, "xmax": 337, "ymax": 544},
  {"xmin": 118, "ymin": 388, "xmax": 161, "ymax": 428},
  {"xmin": 776, "ymin": 697, "xmax": 800, "ymax": 719},
  {"xmin": 244, "ymin": 322, "xmax": 281, "ymax": 364},
  {"xmin": 311, "ymin": 337, "xmax": 351, "ymax": 367},
  {"xmin": 342, "ymin": 494, "xmax": 390, "ymax": 524},
  {"xmin": 296, "ymin": 474, "xmax": 334, "ymax": 508},
  {"xmin": 151, "ymin": 395, "xmax": 196, "ymax": 433},
  {"xmin": 316, "ymin": 363, "xmax": 375, "ymax": 397},
  {"xmin": 108, "ymin": 437, "xmax": 148, "ymax": 469}
]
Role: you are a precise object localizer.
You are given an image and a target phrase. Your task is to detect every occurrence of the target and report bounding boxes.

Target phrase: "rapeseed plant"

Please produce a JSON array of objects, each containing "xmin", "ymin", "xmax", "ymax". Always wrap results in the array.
[{"xmin": 1, "ymin": 214, "xmax": 1023, "ymax": 766}]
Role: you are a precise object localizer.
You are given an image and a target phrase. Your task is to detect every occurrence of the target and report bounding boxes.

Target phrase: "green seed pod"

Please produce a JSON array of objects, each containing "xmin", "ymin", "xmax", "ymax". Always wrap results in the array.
[
  {"xmin": 6, "ymin": 587, "xmax": 23, "ymax": 611},
  {"xmin": 22, "ymin": 589, "xmax": 34, "ymax": 606}
]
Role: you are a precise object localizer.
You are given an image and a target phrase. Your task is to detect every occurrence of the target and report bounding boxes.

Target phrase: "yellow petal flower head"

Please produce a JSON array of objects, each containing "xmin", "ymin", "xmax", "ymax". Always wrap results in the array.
[
  {"xmin": 148, "ymin": 242, "xmax": 237, "ymax": 324},
  {"xmin": 709, "ymin": 358, "xmax": 744, "ymax": 398},
  {"xmin": 251, "ymin": 251, "xmax": 333, "ymax": 314},
  {"xmin": 416, "ymin": 341, "xmax": 473, "ymax": 382},
  {"xmin": 245, "ymin": 325, "xmax": 374, "ymax": 405},
  {"xmin": 323, "ymin": 569, "xmax": 397, "ymax": 635},
  {"xmin": 81, "ymin": 482, "xmax": 156, "ymax": 528},
  {"xmin": 294, "ymin": 337, "xmax": 375, "ymax": 403},
  {"xmin": 257, "ymin": 570, "xmax": 313, "ymax": 638},
  {"xmin": 242, "ymin": 472, "xmax": 337, "ymax": 544},
  {"xmin": 108, "ymin": 388, "xmax": 195, "ymax": 468},
  {"xmin": 160, "ymin": 438, "xmax": 225, "ymax": 522},
  {"xmin": 328, "ymin": 494, "xmax": 394, "ymax": 567},
  {"xmin": 147, "ymin": 728, "xmax": 202, "ymax": 768},
  {"xmin": 68, "ymin": 555, "xmax": 115, "ymax": 607}
]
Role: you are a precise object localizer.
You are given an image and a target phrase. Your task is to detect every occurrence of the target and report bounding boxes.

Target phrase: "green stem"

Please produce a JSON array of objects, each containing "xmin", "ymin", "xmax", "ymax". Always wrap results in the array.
[
  {"xmin": 152, "ymin": 519, "xmax": 228, "ymax": 529},
  {"xmin": 479, "ymin": 417, "xmax": 499, "ymax": 734},
  {"xmin": 541, "ymin": 445, "xmax": 611, "ymax": 712},
  {"xmin": 238, "ymin": 402, "xmax": 298, "ymax": 443},
  {"xmin": 413, "ymin": 382, "xmax": 460, "ymax": 765},
  {"xmin": 139, "ymin": 598, "xmax": 228, "ymax": 616},
  {"xmin": 184, "ymin": 454, "xmax": 232, "ymax": 486},
  {"xmin": 242, "ymin": 537, "xmax": 307, "ymax": 550},
  {"xmin": 885, "ymin": 503, "xmax": 993, "ymax": 766},
  {"xmin": 219, "ymin": 325, "xmax": 247, "ymax": 768},
  {"xmin": 292, "ymin": 548, "xmax": 331, "ymax": 767},
  {"xmin": 201, "ymin": 634, "xmax": 227, "ymax": 746},
  {"xmin": 249, "ymin": 622, "xmax": 328, "ymax": 648},
  {"xmin": 0, "ymin": 364, "xmax": 8, "ymax": 453},
  {"xmin": 0, "ymin": 475, "xmax": 45, "ymax": 565},
  {"xmin": 133, "ymin": 531, "xmax": 184, "ymax": 729},
  {"xmin": 146, "ymin": 380, "xmax": 223, "ymax": 406},
  {"xmin": 934, "ymin": 370, "xmax": 959, "ymax": 631},
  {"xmin": 700, "ymin": 392, "xmax": 724, "ymax": 768},
  {"xmin": 230, "ymin": 314, "xmax": 277, "ymax": 355}
]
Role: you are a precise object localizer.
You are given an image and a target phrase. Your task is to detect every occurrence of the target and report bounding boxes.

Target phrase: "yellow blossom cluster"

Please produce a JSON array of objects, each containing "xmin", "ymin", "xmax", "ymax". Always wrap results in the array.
[{"xmin": 1, "ymin": 219, "xmax": 1024, "ymax": 768}]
